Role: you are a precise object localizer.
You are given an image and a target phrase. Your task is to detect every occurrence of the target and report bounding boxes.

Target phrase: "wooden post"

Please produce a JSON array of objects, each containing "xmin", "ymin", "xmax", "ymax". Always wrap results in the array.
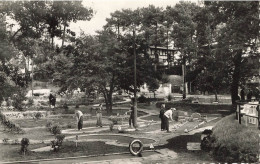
[
  {"xmin": 239, "ymin": 104, "xmax": 241, "ymax": 124},
  {"xmin": 76, "ymin": 135, "xmax": 78, "ymax": 147}
]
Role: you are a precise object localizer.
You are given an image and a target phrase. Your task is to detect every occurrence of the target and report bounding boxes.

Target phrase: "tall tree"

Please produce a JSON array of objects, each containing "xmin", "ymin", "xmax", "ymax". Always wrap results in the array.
[
  {"xmin": 49, "ymin": 1, "xmax": 93, "ymax": 47},
  {"xmin": 205, "ymin": 1, "xmax": 260, "ymax": 104},
  {"xmin": 167, "ymin": 2, "xmax": 201, "ymax": 98}
]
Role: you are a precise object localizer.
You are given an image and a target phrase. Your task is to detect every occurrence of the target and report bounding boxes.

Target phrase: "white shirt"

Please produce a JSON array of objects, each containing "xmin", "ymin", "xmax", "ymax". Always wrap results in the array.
[
  {"xmin": 75, "ymin": 110, "xmax": 83, "ymax": 122},
  {"xmin": 164, "ymin": 109, "xmax": 173, "ymax": 120}
]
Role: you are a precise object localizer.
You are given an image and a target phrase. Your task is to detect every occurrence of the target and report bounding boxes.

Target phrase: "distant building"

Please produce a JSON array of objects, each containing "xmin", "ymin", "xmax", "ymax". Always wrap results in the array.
[{"xmin": 148, "ymin": 46, "xmax": 179, "ymax": 67}]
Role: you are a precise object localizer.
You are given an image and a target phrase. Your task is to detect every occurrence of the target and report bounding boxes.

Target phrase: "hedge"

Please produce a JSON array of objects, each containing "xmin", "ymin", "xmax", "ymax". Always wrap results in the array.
[
  {"xmin": 156, "ymin": 101, "xmax": 233, "ymax": 114},
  {"xmin": 209, "ymin": 114, "xmax": 259, "ymax": 163}
]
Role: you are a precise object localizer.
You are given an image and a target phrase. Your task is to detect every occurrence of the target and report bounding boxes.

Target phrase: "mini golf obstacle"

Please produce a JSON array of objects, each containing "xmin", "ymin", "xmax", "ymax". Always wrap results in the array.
[{"xmin": 129, "ymin": 139, "xmax": 144, "ymax": 157}]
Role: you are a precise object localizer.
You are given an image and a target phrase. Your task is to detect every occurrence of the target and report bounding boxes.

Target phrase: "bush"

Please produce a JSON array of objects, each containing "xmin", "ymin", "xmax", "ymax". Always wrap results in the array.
[
  {"xmin": 51, "ymin": 134, "xmax": 65, "ymax": 152},
  {"xmin": 63, "ymin": 103, "xmax": 69, "ymax": 112},
  {"xmin": 12, "ymin": 89, "xmax": 27, "ymax": 111},
  {"xmin": 208, "ymin": 114, "xmax": 258, "ymax": 163},
  {"xmin": 50, "ymin": 124, "xmax": 61, "ymax": 135},
  {"xmin": 109, "ymin": 123, "xmax": 114, "ymax": 131},
  {"xmin": 20, "ymin": 138, "xmax": 29, "ymax": 155},
  {"xmin": 35, "ymin": 112, "xmax": 43, "ymax": 119},
  {"xmin": 0, "ymin": 112, "xmax": 24, "ymax": 133},
  {"xmin": 28, "ymin": 98, "xmax": 34, "ymax": 106},
  {"xmin": 46, "ymin": 120, "xmax": 53, "ymax": 131},
  {"xmin": 138, "ymin": 95, "xmax": 147, "ymax": 103},
  {"xmin": 108, "ymin": 115, "xmax": 129, "ymax": 125},
  {"xmin": 2, "ymin": 138, "xmax": 9, "ymax": 144},
  {"xmin": 66, "ymin": 123, "xmax": 73, "ymax": 129},
  {"xmin": 167, "ymin": 94, "xmax": 173, "ymax": 101}
]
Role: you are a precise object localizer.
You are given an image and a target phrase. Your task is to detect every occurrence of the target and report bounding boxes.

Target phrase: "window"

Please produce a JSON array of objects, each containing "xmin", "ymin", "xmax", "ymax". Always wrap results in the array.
[{"xmin": 248, "ymin": 117, "xmax": 256, "ymax": 124}]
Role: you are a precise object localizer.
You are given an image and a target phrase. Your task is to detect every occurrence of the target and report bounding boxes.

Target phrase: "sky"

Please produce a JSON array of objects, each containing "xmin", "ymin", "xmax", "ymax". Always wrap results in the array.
[{"xmin": 70, "ymin": 0, "xmax": 198, "ymax": 36}]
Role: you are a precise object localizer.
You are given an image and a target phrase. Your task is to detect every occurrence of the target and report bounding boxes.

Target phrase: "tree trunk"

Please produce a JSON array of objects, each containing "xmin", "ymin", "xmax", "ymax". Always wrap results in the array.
[
  {"xmin": 182, "ymin": 55, "xmax": 186, "ymax": 99},
  {"xmin": 51, "ymin": 37, "xmax": 54, "ymax": 49},
  {"xmin": 231, "ymin": 50, "xmax": 242, "ymax": 105},
  {"xmin": 62, "ymin": 22, "xmax": 66, "ymax": 47},
  {"xmin": 107, "ymin": 94, "xmax": 113, "ymax": 114},
  {"xmin": 214, "ymin": 90, "xmax": 218, "ymax": 102}
]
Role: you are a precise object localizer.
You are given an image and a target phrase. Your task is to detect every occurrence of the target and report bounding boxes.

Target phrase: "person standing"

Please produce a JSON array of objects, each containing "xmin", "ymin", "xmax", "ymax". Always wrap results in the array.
[
  {"xmin": 96, "ymin": 104, "xmax": 103, "ymax": 127},
  {"xmin": 254, "ymin": 87, "xmax": 260, "ymax": 101},
  {"xmin": 240, "ymin": 88, "xmax": 245, "ymax": 101},
  {"xmin": 247, "ymin": 89, "xmax": 253, "ymax": 101},
  {"xmin": 159, "ymin": 104, "xmax": 166, "ymax": 131},
  {"xmin": 49, "ymin": 93, "xmax": 56, "ymax": 109},
  {"xmin": 129, "ymin": 104, "xmax": 134, "ymax": 128},
  {"xmin": 163, "ymin": 108, "xmax": 176, "ymax": 133},
  {"xmin": 75, "ymin": 110, "xmax": 84, "ymax": 130}
]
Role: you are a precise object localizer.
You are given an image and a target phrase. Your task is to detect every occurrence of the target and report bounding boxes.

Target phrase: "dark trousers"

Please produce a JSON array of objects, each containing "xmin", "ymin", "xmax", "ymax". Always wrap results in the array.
[
  {"xmin": 78, "ymin": 116, "xmax": 83, "ymax": 130},
  {"xmin": 161, "ymin": 118, "xmax": 165, "ymax": 130},
  {"xmin": 163, "ymin": 115, "xmax": 169, "ymax": 131},
  {"xmin": 129, "ymin": 114, "xmax": 134, "ymax": 126}
]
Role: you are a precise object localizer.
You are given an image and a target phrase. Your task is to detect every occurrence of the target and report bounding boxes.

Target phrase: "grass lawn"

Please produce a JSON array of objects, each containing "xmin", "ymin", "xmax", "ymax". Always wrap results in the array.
[{"xmin": 0, "ymin": 141, "xmax": 131, "ymax": 162}]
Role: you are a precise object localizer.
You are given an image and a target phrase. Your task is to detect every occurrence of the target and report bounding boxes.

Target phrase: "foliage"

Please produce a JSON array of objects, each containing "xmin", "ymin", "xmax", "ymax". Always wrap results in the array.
[
  {"xmin": 205, "ymin": 1, "xmax": 259, "ymax": 104},
  {"xmin": 108, "ymin": 115, "xmax": 129, "ymax": 125},
  {"xmin": 109, "ymin": 123, "xmax": 114, "ymax": 131},
  {"xmin": 34, "ymin": 112, "xmax": 43, "ymax": 119},
  {"xmin": 146, "ymin": 79, "xmax": 159, "ymax": 98},
  {"xmin": 51, "ymin": 134, "xmax": 65, "ymax": 152},
  {"xmin": 209, "ymin": 114, "xmax": 258, "ymax": 163},
  {"xmin": 11, "ymin": 88, "xmax": 27, "ymax": 111},
  {"xmin": 138, "ymin": 95, "xmax": 147, "ymax": 103},
  {"xmin": 0, "ymin": 111, "xmax": 24, "ymax": 133},
  {"xmin": 27, "ymin": 98, "xmax": 34, "ymax": 106},
  {"xmin": 49, "ymin": 124, "xmax": 61, "ymax": 135},
  {"xmin": 201, "ymin": 129, "xmax": 213, "ymax": 151},
  {"xmin": 20, "ymin": 138, "xmax": 30, "ymax": 154},
  {"xmin": 2, "ymin": 138, "xmax": 10, "ymax": 144},
  {"xmin": 66, "ymin": 123, "xmax": 73, "ymax": 129},
  {"xmin": 167, "ymin": 94, "xmax": 173, "ymax": 101},
  {"xmin": 45, "ymin": 120, "xmax": 53, "ymax": 131}
]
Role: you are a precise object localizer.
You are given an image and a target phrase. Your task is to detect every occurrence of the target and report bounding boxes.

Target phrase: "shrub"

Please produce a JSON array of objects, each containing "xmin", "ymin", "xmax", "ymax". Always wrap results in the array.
[
  {"xmin": 138, "ymin": 95, "xmax": 147, "ymax": 103},
  {"xmin": 2, "ymin": 138, "xmax": 9, "ymax": 144},
  {"xmin": 167, "ymin": 94, "xmax": 173, "ymax": 101},
  {"xmin": 51, "ymin": 134, "xmax": 65, "ymax": 152},
  {"xmin": 20, "ymin": 138, "xmax": 29, "ymax": 155},
  {"xmin": 56, "ymin": 134, "xmax": 65, "ymax": 143},
  {"xmin": 0, "ymin": 112, "xmax": 24, "ymax": 133},
  {"xmin": 46, "ymin": 121, "xmax": 53, "ymax": 131},
  {"xmin": 50, "ymin": 124, "xmax": 61, "ymax": 135},
  {"xmin": 66, "ymin": 123, "xmax": 73, "ymax": 129},
  {"xmin": 12, "ymin": 89, "xmax": 27, "ymax": 111},
  {"xmin": 28, "ymin": 98, "xmax": 34, "ymax": 106},
  {"xmin": 109, "ymin": 123, "xmax": 114, "ymax": 131},
  {"xmin": 35, "ymin": 112, "xmax": 43, "ymax": 119},
  {"xmin": 208, "ymin": 114, "xmax": 258, "ymax": 163},
  {"xmin": 13, "ymin": 139, "xmax": 20, "ymax": 145},
  {"xmin": 63, "ymin": 103, "xmax": 69, "ymax": 112}
]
